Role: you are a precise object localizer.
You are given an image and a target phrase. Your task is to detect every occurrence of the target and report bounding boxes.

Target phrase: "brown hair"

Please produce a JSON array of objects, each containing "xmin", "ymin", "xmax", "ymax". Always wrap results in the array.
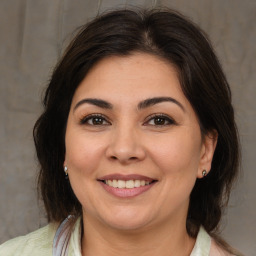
[{"xmin": 34, "ymin": 7, "xmax": 240, "ymax": 254}]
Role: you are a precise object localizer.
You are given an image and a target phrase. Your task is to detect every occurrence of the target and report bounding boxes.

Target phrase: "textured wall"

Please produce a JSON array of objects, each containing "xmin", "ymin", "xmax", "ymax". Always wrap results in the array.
[{"xmin": 0, "ymin": 0, "xmax": 255, "ymax": 255}]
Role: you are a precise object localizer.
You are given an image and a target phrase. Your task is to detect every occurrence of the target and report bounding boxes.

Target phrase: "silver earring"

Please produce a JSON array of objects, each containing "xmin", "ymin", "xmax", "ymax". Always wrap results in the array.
[
  {"xmin": 202, "ymin": 170, "xmax": 207, "ymax": 177},
  {"xmin": 64, "ymin": 166, "xmax": 68, "ymax": 179}
]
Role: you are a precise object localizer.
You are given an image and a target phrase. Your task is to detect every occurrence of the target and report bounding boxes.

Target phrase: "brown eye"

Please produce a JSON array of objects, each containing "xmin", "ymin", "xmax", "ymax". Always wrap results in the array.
[
  {"xmin": 80, "ymin": 114, "xmax": 110, "ymax": 126},
  {"xmin": 145, "ymin": 114, "xmax": 175, "ymax": 126},
  {"xmin": 91, "ymin": 117, "xmax": 105, "ymax": 125},
  {"xmin": 154, "ymin": 117, "xmax": 166, "ymax": 125}
]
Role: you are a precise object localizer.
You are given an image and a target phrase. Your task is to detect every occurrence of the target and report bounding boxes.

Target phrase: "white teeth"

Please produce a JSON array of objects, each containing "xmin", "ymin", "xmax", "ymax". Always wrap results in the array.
[
  {"xmin": 104, "ymin": 179, "xmax": 151, "ymax": 189},
  {"xmin": 117, "ymin": 180, "xmax": 126, "ymax": 188},
  {"xmin": 125, "ymin": 180, "xmax": 134, "ymax": 189},
  {"xmin": 112, "ymin": 180, "xmax": 118, "ymax": 188},
  {"xmin": 134, "ymin": 180, "xmax": 140, "ymax": 187}
]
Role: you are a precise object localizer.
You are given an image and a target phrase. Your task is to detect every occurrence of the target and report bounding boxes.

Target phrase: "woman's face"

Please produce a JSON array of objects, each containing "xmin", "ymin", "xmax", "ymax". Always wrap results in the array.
[{"xmin": 65, "ymin": 53, "xmax": 216, "ymax": 231}]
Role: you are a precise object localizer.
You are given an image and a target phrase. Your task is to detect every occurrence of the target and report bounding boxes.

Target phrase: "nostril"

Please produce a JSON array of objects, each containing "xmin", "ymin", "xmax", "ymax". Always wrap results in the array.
[
  {"xmin": 106, "ymin": 143, "xmax": 146, "ymax": 163},
  {"xmin": 109, "ymin": 155, "xmax": 138, "ymax": 162}
]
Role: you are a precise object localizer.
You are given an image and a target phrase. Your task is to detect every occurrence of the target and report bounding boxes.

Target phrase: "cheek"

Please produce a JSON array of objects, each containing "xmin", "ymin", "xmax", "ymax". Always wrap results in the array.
[
  {"xmin": 65, "ymin": 131, "xmax": 107, "ymax": 209},
  {"xmin": 148, "ymin": 129, "xmax": 202, "ymax": 175},
  {"xmin": 65, "ymin": 130, "xmax": 105, "ymax": 176}
]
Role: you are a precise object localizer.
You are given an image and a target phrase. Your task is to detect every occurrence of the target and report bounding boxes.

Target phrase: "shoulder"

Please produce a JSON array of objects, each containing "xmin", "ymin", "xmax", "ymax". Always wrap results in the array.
[
  {"xmin": 210, "ymin": 239, "xmax": 232, "ymax": 256},
  {"xmin": 191, "ymin": 226, "xmax": 239, "ymax": 256},
  {"xmin": 0, "ymin": 222, "xmax": 58, "ymax": 256},
  {"xmin": 210, "ymin": 239, "xmax": 242, "ymax": 256}
]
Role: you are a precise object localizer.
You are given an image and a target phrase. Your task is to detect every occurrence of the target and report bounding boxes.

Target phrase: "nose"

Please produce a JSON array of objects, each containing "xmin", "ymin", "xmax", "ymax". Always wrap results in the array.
[{"xmin": 105, "ymin": 126, "xmax": 146, "ymax": 164}]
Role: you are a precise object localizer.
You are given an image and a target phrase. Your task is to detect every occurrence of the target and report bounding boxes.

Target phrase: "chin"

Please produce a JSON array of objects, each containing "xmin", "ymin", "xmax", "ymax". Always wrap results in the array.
[
  {"xmin": 106, "ymin": 218, "xmax": 151, "ymax": 231},
  {"xmin": 99, "ymin": 209, "xmax": 154, "ymax": 231}
]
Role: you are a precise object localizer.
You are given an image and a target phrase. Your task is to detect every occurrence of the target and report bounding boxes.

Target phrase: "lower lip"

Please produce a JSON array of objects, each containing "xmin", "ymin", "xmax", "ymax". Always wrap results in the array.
[{"xmin": 99, "ymin": 182, "xmax": 156, "ymax": 198}]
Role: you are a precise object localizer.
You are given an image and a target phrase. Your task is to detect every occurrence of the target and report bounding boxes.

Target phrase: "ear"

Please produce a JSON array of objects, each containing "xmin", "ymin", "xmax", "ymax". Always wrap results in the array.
[{"xmin": 197, "ymin": 130, "xmax": 218, "ymax": 178}]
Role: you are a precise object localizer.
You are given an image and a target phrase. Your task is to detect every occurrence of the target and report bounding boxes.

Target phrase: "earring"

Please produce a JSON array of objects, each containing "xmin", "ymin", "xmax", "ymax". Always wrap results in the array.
[
  {"xmin": 202, "ymin": 170, "xmax": 207, "ymax": 177},
  {"xmin": 64, "ymin": 166, "xmax": 68, "ymax": 179}
]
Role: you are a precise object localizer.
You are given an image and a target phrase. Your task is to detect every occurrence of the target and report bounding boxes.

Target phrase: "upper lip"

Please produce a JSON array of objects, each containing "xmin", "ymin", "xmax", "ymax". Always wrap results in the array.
[{"xmin": 98, "ymin": 173, "xmax": 157, "ymax": 182}]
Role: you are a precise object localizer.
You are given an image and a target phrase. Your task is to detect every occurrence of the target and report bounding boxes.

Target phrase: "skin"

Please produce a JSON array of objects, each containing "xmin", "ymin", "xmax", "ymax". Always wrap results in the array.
[{"xmin": 64, "ymin": 53, "xmax": 217, "ymax": 256}]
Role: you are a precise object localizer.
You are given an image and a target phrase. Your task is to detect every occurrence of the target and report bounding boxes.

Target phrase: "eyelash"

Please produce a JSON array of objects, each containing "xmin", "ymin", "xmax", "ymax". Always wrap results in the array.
[
  {"xmin": 79, "ymin": 114, "xmax": 110, "ymax": 126},
  {"xmin": 79, "ymin": 113, "xmax": 176, "ymax": 127},
  {"xmin": 144, "ymin": 114, "xmax": 176, "ymax": 127}
]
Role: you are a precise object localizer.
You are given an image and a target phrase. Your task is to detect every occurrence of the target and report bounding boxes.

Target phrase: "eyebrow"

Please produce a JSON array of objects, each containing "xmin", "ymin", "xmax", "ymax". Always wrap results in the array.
[
  {"xmin": 74, "ymin": 98, "xmax": 113, "ymax": 111},
  {"xmin": 138, "ymin": 97, "xmax": 185, "ymax": 112},
  {"xmin": 73, "ymin": 97, "xmax": 185, "ymax": 112}
]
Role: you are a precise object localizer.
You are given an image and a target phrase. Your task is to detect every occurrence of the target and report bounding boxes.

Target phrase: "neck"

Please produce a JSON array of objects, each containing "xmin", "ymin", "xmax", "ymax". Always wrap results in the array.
[{"xmin": 81, "ymin": 213, "xmax": 195, "ymax": 256}]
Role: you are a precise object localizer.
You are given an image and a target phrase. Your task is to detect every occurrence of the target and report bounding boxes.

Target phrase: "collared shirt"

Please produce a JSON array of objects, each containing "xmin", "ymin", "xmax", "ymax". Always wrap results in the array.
[{"xmin": 0, "ymin": 217, "xmax": 232, "ymax": 256}]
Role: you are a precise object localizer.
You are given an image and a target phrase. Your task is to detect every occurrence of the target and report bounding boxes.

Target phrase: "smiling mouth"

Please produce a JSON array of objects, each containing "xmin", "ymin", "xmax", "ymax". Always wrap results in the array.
[{"xmin": 99, "ymin": 179, "xmax": 157, "ymax": 189}]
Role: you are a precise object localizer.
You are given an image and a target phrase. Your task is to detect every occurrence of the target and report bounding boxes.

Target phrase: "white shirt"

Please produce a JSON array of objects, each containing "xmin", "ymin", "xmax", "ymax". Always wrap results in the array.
[{"xmin": 0, "ymin": 216, "xmax": 234, "ymax": 256}]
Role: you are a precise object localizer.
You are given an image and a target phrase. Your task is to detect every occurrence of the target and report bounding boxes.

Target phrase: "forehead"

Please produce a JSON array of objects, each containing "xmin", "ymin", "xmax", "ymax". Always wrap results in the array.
[{"xmin": 72, "ymin": 53, "xmax": 185, "ymax": 104}]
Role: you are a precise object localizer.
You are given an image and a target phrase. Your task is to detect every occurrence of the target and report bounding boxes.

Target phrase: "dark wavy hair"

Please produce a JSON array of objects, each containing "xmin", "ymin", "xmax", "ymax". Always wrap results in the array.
[{"xmin": 34, "ymin": 7, "xmax": 240, "ymax": 253}]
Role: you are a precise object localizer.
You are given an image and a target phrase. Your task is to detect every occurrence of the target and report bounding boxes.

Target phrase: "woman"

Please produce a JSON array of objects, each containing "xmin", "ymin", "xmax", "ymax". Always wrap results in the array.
[{"xmin": 0, "ymin": 7, "xmax": 242, "ymax": 256}]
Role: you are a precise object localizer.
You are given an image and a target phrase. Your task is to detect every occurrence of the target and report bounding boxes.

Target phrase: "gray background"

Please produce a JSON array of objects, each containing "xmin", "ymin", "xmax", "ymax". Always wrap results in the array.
[{"xmin": 0, "ymin": 0, "xmax": 255, "ymax": 255}]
